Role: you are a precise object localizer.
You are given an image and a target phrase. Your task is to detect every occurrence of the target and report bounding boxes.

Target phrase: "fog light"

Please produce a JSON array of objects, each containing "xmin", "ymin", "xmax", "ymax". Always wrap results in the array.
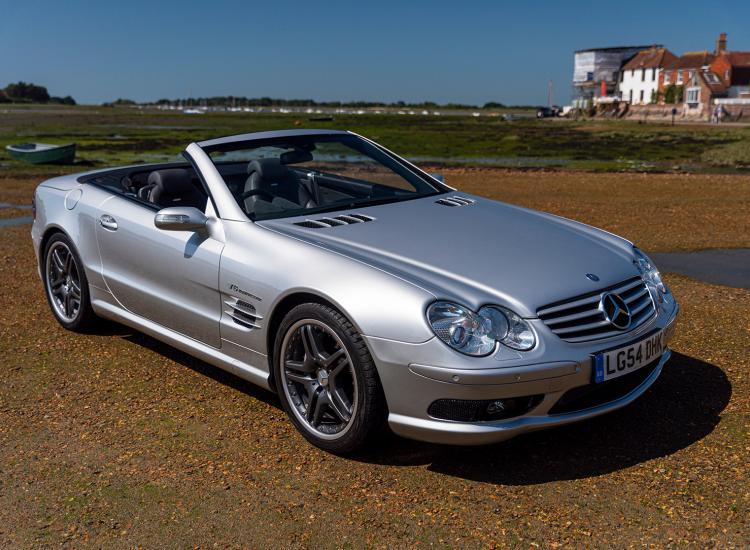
[{"xmin": 486, "ymin": 400, "xmax": 506, "ymax": 415}]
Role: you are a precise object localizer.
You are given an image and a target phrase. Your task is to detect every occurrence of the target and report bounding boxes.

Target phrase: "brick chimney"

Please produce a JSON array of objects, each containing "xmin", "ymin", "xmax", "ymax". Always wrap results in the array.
[{"xmin": 716, "ymin": 32, "xmax": 727, "ymax": 55}]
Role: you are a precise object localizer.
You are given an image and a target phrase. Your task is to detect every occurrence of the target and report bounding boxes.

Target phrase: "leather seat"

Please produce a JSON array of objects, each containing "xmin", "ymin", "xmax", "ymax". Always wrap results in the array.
[
  {"xmin": 243, "ymin": 159, "xmax": 315, "ymax": 213},
  {"xmin": 146, "ymin": 168, "xmax": 206, "ymax": 209}
]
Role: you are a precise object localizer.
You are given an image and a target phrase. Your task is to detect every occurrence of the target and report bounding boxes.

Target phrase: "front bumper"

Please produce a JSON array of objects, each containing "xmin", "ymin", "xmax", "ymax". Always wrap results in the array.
[{"xmin": 366, "ymin": 300, "xmax": 679, "ymax": 445}]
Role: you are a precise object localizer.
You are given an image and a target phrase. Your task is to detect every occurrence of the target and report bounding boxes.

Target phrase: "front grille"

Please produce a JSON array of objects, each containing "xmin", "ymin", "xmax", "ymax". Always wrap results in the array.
[
  {"xmin": 537, "ymin": 276, "xmax": 656, "ymax": 343},
  {"xmin": 548, "ymin": 358, "xmax": 660, "ymax": 415}
]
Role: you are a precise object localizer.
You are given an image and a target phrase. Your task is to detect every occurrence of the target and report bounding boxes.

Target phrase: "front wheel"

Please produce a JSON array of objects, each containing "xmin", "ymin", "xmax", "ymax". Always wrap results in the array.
[{"xmin": 273, "ymin": 303, "xmax": 387, "ymax": 453}]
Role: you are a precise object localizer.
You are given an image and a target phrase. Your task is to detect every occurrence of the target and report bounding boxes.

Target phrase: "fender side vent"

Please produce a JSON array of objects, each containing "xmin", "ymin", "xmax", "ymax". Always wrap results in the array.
[
  {"xmin": 436, "ymin": 196, "xmax": 474, "ymax": 207},
  {"xmin": 294, "ymin": 213, "xmax": 375, "ymax": 229},
  {"xmin": 225, "ymin": 298, "xmax": 263, "ymax": 330}
]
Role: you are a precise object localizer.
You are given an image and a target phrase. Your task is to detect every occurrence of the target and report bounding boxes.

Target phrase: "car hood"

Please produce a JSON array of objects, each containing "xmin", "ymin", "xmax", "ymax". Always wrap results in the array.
[{"xmin": 260, "ymin": 194, "xmax": 640, "ymax": 317}]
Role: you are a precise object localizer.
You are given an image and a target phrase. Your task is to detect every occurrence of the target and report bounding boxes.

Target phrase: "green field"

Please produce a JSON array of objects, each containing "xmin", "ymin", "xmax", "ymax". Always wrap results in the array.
[{"xmin": 2, "ymin": 104, "xmax": 750, "ymax": 173}]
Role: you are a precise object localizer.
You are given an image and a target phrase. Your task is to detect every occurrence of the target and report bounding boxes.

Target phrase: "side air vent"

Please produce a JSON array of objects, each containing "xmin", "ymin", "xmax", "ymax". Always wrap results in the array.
[
  {"xmin": 294, "ymin": 213, "xmax": 375, "ymax": 229},
  {"xmin": 225, "ymin": 298, "xmax": 262, "ymax": 330},
  {"xmin": 436, "ymin": 196, "xmax": 475, "ymax": 207}
]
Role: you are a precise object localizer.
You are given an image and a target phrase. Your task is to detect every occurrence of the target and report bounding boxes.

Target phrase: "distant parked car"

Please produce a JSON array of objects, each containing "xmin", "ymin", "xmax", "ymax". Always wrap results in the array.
[
  {"xmin": 32, "ymin": 129, "xmax": 679, "ymax": 452},
  {"xmin": 536, "ymin": 106, "xmax": 561, "ymax": 118}
]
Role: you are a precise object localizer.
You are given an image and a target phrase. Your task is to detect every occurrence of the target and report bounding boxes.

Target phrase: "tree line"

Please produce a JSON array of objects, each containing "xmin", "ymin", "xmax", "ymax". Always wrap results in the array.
[{"xmin": 0, "ymin": 82, "xmax": 76, "ymax": 105}]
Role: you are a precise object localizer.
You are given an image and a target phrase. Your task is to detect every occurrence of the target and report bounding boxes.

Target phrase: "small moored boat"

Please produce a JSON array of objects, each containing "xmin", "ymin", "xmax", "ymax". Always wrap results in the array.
[{"xmin": 6, "ymin": 142, "xmax": 76, "ymax": 165}]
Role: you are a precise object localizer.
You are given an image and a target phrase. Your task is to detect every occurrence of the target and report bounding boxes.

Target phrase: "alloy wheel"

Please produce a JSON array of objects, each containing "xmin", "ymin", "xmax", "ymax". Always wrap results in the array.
[
  {"xmin": 280, "ymin": 319, "xmax": 358, "ymax": 439},
  {"xmin": 46, "ymin": 241, "xmax": 82, "ymax": 322}
]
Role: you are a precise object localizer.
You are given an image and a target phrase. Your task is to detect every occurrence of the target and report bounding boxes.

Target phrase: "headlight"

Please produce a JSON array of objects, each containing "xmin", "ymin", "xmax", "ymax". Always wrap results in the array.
[
  {"xmin": 633, "ymin": 247, "xmax": 670, "ymax": 301},
  {"xmin": 479, "ymin": 306, "xmax": 536, "ymax": 351},
  {"xmin": 427, "ymin": 301, "xmax": 536, "ymax": 356}
]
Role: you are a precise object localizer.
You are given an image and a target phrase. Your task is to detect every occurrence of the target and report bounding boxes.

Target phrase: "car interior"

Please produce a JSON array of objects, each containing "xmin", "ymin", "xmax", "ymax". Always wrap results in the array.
[
  {"xmin": 88, "ymin": 161, "xmax": 414, "ymax": 218},
  {"xmin": 80, "ymin": 138, "xmax": 438, "ymax": 221}
]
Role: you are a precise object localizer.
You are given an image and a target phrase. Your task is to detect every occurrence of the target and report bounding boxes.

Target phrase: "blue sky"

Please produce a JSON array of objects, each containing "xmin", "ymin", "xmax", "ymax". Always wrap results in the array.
[{"xmin": 1, "ymin": 0, "xmax": 749, "ymax": 106}]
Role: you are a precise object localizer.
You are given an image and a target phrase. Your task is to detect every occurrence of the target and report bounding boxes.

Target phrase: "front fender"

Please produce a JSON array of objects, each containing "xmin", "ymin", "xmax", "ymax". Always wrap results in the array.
[{"xmin": 219, "ymin": 220, "xmax": 437, "ymax": 356}]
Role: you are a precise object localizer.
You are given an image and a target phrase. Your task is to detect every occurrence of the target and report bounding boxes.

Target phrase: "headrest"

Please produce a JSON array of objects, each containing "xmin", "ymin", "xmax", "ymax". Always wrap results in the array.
[
  {"xmin": 246, "ymin": 158, "xmax": 289, "ymax": 180},
  {"xmin": 147, "ymin": 168, "xmax": 193, "ymax": 195}
]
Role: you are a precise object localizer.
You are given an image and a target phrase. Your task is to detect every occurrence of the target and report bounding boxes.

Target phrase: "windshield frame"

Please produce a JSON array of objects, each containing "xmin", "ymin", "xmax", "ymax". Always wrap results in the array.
[{"xmin": 199, "ymin": 132, "xmax": 449, "ymax": 221}]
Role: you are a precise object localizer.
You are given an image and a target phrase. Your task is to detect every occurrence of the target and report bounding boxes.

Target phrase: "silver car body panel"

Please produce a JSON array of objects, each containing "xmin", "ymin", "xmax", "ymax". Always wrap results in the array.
[{"xmin": 31, "ymin": 129, "xmax": 679, "ymax": 445}]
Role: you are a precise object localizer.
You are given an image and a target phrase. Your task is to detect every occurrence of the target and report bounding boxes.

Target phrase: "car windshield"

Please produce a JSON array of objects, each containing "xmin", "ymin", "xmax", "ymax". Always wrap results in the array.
[{"xmin": 202, "ymin": 133, "xmax": 444, "ymax": 221}]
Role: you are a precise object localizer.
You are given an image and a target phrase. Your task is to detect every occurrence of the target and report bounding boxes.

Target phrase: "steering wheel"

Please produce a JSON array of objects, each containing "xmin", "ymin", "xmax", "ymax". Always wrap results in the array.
[{"xmin": 238, "ymin": 188, "xmax": 275, "ymax": 202}]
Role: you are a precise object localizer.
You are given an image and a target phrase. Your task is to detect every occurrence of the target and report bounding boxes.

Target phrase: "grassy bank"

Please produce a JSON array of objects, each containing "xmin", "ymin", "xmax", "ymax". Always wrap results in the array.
[{"xmin": 1, "ymin": 105, "xmax": 750, "ymax": 173}]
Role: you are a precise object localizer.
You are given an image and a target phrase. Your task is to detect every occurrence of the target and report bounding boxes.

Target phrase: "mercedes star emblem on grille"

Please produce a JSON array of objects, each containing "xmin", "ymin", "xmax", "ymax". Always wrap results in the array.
[{"xmin": 600, "ymin": 292, "xmax": 631, "ymax": 330}]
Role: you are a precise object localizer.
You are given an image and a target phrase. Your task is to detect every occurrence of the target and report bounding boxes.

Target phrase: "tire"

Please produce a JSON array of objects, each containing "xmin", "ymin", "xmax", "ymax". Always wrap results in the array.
[
  {"xmin": 273, "ymin": 303, "xmax": 387, "ymax": 453},
  {"xmin": 42, "ymin": 233, "xmax": 97, "ymax": 332}
]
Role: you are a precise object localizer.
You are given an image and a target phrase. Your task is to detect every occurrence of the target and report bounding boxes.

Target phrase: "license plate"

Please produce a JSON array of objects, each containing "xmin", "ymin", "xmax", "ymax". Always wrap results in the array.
[{"xmin": 593, "ymin": 330, "xmax": 665, "ymax": 383}]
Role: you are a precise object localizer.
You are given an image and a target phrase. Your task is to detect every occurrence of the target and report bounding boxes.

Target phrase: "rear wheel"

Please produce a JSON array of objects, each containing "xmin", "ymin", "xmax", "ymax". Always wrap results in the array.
[
  {"xmin": 43, "ymin": 233, "xmax": 97, "ymax": 331},
  {"xmin": 273, "ymin": 303, "xmax": 386, "ymax": 453}
]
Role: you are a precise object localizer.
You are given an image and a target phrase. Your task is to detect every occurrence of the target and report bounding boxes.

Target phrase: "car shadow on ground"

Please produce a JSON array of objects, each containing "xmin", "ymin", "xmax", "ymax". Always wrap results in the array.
[
  {"xmin": 97, "ymin": 322, "xmax": 730, "ymax": 486},
  {"xmin": 92, "ymin": 322, "xmax": 283, "ymax": 410},
  {"xmin": 352, "ymin": 352, "xmax": 731, "ymax": 485}
]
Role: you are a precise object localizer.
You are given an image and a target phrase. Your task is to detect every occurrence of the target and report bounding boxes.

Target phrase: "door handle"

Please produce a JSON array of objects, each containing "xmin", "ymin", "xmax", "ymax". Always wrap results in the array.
[{"xmin": 99, "ymin": 214, "xmax": 118, "ymax": 231}]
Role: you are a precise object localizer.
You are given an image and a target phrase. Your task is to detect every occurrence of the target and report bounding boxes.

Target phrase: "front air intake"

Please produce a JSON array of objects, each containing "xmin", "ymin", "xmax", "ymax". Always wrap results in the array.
[{"xmin": 427, "ymin": 395, "xmax": 543, "ymax": 422}]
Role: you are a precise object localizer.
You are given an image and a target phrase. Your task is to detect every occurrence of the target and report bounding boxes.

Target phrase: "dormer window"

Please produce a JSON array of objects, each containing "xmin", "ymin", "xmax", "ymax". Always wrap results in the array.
[{"xmin": 705, "ymin": 72, "xmax": 720, "ymax": 83}]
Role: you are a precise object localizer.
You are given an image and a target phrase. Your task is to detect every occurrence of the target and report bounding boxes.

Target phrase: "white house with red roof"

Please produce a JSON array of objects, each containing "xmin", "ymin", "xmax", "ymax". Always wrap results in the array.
[{"xmin": 619, "ymin": 47, "xmax": 677, "ymax": 104}]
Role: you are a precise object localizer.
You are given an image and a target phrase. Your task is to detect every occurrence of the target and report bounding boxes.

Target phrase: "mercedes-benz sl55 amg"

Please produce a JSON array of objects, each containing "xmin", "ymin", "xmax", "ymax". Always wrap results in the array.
[{"xmin": 32, "ymin": 129, "xmax": 678, "ymax": 452}]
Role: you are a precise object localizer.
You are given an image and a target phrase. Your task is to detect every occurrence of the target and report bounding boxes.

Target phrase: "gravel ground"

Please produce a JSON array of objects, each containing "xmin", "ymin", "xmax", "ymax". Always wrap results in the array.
[
  {"xmin": 0, "ymin": 171, "xmax": 748, "ymax": 548},
  {"xmin": 444, "ymin": 169, "xmax": 750, "ymax": 253},
  {"xmin": 0, "ymin": 208, "xmax": 30, "ymax": 220}
]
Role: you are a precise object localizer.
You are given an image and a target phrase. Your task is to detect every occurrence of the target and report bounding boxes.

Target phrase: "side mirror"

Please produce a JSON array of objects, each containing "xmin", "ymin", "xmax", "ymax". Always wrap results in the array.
[
  {"xmin": 154, "ymin": 207, "xmax": 208, "ymax": 231},
  {"xmin": 428, "ymin": 172, "xmax": 445, "ymax": 184}
]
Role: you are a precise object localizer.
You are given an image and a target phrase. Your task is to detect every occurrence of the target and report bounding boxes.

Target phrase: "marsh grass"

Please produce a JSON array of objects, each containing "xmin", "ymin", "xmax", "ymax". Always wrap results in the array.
[{"xmin": 1, "ymin": 105, "xmax": 749, "ymax": 173}]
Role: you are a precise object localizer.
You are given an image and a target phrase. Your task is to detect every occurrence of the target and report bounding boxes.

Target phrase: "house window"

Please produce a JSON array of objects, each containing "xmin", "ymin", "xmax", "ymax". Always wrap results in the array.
[
  {"xmin": 686, "ymin": 88, "xmax": 700, "ymax": 105},
  {"xmin": 586, "ymin": 71, "xmax": 594, "ymax": 81},
  {"xmin": 629, "ymin": 90, "xmax": 633, "ymax": 103},
  {"xmin": 640, "ymin": 90, "xmax": 644, "ymax": 103},
  {"xmin": 705, "ymin": 71, "xmax": 720, "ymax": 83},
  {"xmin": 631, "ymin": 69, "xmax": 635, "ymax": 78},
  {"xmin": 641, "ymin": 69, "xmax": 645, "ymax": 82},
  {"xmin": 652, "ymin": 68, "xmax": 656, "ymax": 81},
  {"xmin": 664, "ymin": 72, "xmax": 671, "ymax": 84}
]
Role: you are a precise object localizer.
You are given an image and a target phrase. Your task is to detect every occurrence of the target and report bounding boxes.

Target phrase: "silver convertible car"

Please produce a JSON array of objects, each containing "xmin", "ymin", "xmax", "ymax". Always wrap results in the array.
[{"xmin": 32, "ymin": 129, "xmax": 679, "ymax": 452}]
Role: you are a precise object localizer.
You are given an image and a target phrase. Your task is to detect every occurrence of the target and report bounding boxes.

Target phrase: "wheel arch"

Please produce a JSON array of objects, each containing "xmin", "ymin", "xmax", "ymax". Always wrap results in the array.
[
  {"xmin": 265, "ymin": 290, "xmax": 366, "ymax": 387},
  {"xmin": 39, "ymin": 224, "xmax": 69, "ymax": 260}
]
